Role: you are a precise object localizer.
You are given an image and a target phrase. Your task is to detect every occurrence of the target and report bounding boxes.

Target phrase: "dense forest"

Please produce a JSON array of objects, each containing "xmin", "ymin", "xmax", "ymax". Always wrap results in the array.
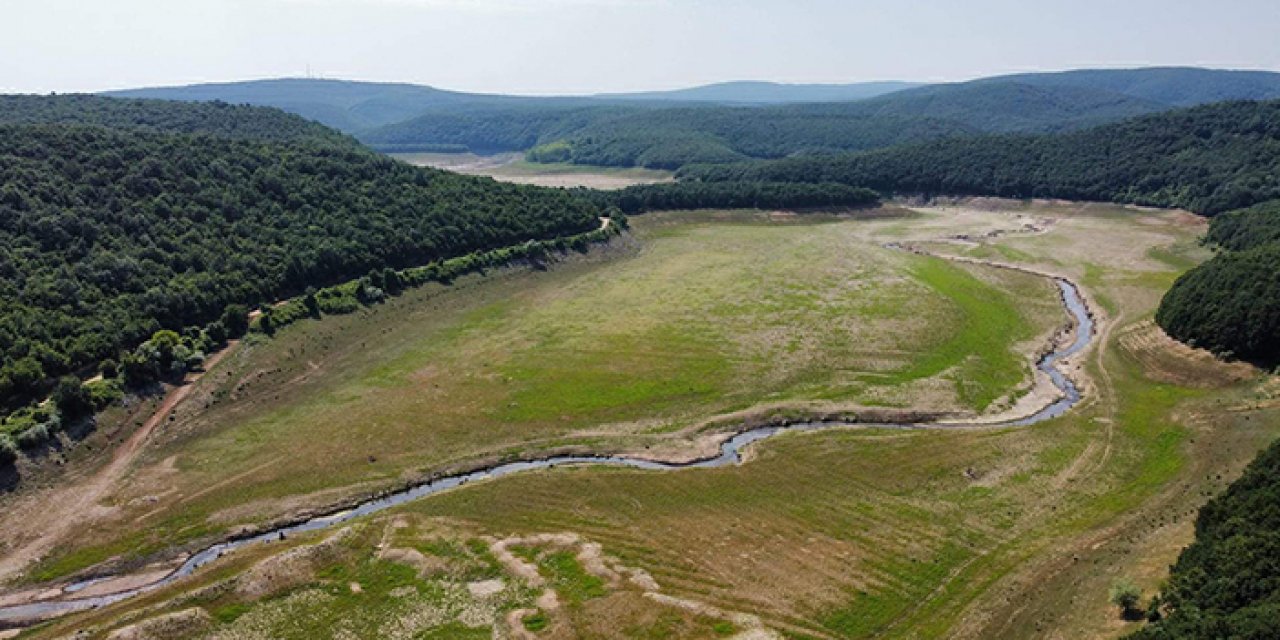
[
  {"xmin": 1201, "ymin": 199, "xmax": 1280, "ymax": 250},
  {"xmin": 580, "ymin": 181, "xmax": 880, "ymax": 214},
  {"xmin": 0, "ymin": 95, "xmax": 353, "ymax": 145},
  {"xmin": 357, "ymin": 70, "xmax": 1280, "ymax": 170},
  {"xmin": 0, "ymin": 98, "xmax": 607, "ymax": 431},
  {"xmin": 1128, "ymin": 437, "xmax": 1280, "ymax": 639},
  {"xmin": 682, "ymin": 100, "xmax": 1280, "ymax": 215},
  {"xmin": 363, "ymin": 103, "xmax": 975, "ymax": 167},
  {"xmin": 106, "ymin": 78, "xmax": 604, "ymax": 132},
  {"xmin": 361, "ymin": 104, "xmax": 646, "ymax": 155},
  {"xmin": 1155, "ymin": 199, "xmax": 1280, "ymax": 364}
]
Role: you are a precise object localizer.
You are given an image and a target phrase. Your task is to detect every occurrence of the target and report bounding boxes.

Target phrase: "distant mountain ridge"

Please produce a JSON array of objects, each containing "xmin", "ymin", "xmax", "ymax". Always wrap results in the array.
[
  {"xmin": 593, "ymin": 80, "xmax": 921, "ymax": 104},
  {"xmin": 101, "ymin": 67, "xmax": 1280, "ymax": 169},
  {"xmin": 976, "ymin": 66, "xmax": 1280, "ymax": 106}
]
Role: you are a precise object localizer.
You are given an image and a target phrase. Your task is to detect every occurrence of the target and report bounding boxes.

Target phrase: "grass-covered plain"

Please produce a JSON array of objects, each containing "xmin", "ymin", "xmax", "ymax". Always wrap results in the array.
[
  {"xmin": 10, "ymin": 202, "xmax": 1278, "ymax": 640},
  {"xmin": 3, "ymin": 209, "xmax": 1062, "ymax": 588}
]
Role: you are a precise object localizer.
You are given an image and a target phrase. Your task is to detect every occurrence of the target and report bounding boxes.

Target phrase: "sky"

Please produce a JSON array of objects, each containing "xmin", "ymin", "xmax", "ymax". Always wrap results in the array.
[{"xmin": 3, "ymin": 0, "xmax": 1278, "ymax": 95}]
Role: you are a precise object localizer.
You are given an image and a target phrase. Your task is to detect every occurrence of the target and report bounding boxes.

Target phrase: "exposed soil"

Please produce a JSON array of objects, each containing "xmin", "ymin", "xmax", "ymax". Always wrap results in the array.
[{"xmin": 0, "ymin": 342, "xmax": 239, "ymax": 585}]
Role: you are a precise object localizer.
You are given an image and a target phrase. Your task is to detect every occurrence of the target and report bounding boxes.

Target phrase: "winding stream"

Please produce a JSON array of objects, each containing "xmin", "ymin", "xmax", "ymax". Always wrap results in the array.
[{"xmin": 0, "ymin": 273, "xmax": 1094, "ymax": 625}]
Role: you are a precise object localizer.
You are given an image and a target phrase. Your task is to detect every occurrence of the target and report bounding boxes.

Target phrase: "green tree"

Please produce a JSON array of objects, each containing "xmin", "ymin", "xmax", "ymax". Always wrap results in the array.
[
  {"xmin": 6, "ymin": 357, "xmax": 45, "ymax": 398},
  {"xmin": 1110, "ymin": 578, "xmax": 1143, "ymax": 616},
  {"xmin": 221, "ymin": 304, "xmax": 250, "ymax": 338},
  {"xmin": 52, "ymin": 377, "xmax": 93, "ymax": 418}
]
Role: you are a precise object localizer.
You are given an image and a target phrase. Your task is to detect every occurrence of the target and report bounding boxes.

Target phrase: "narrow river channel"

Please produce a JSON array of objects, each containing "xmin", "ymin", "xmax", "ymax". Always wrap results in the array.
[{"xmin": 0, "ymin": 275, "xmax": 1094, "ymax": 625}]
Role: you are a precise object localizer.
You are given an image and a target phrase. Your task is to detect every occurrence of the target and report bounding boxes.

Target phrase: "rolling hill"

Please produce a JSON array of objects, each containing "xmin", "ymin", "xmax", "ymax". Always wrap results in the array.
[
  {"xmin": 103, "ymin": 68, "xmax": 1280, "ymax": 170},
  {"xmin": 361, "ymin": 67, "xmax": 1280, "ymax": 168},
  {"xmin": 595, "ymin": 80, "xmax": 920, "ymax": 104},
  {"xmin": 681, "ymin": 99, "xmax": 1280, "ymax": 215},
  {"xmin": 103, "ymin": 78, "xmax": 579, "ymax": 132},
  {"xmin": 0, "ymin": 95, "xmax": 604, "ymax": 427}
]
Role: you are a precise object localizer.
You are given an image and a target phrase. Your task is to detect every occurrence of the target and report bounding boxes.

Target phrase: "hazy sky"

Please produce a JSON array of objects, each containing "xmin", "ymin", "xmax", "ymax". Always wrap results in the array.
[{"xmin": 3, "ymin": 0, "xmax": 1278, "ymax": 95}]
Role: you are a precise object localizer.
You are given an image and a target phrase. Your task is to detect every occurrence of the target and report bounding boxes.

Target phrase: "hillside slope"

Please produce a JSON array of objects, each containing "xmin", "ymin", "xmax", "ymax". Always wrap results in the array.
[
  {"xmin": 791, "ymin": 81, "xmax": 1167, "ymax": 132},
  {"xmin": 1156, "ymin": 200, "xmax": 1280, "ymax": 364},
  {"xmin": 104, "ymin": 78, "xmax": 554, "ymax": 132},
  {"xmin": 595, "ymin": 80, "xmax": 920, "ymax": 104},
  {"xmin": 683, "ymin": 100, "xmax": 1280, "ymax": 215},
  {"xmin": 987, "ymin": 66, "xmax": 1280, "ymax": 107},
  {"xmin": 1128, "ymin": 435, "xmax": 1280, "ymax": 639},
  {"xmin": 0, "ymin": 97, "xmax": 603, "ymax": 417},
  {"xmin": 0, "ymin": 94, "xmax": 353, "ymax": 145}
]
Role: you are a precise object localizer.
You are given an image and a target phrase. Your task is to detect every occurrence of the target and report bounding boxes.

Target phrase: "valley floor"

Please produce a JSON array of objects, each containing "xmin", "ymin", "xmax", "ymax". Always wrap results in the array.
[
  {"xmin": 2, "ymin": 201, "xmax": 1275, "ymax": 639},
  {"xmin": 390, "ymin": 152, "xmax": 674, "ymax": 190}
]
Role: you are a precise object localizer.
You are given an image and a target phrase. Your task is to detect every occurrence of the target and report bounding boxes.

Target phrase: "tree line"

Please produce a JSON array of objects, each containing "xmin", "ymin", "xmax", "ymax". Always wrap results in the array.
[
  {"xmin": 577, "ymin": 181, "xmax": 880, "ymax": 214},
  {"xmin": 1126, "ymin": 436, "xmax": 1280, "ymax": 638},
  {"xmin": 1155, "ymin": 199, "xmax": 1280, "ymax": 364},
  {"xmin": 680, "ymin": 100, "xmax": 1280, "ymax": 216},
  {"xmin": 0, "ymin": 94, "xmax": 354, "ymax": 146},
  {"xmin": 0, "ymin": 97, "xmax": 607, "ymax": 433},
  {"xmin": 361, "ymin": 103, "xmax": 975, "ymax": 169}
]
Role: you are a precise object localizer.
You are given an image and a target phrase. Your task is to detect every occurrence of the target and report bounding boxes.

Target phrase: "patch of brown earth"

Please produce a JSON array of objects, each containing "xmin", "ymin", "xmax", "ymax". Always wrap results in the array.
[
  {"xmin": 1117, "ymin": 321, "xmax": 1257, "ymax": 389},
  {"xmin": 105, "ymin": 607, "xmax": 211, "ymax": 640},
  {"xmin": 233, "ymin": 528, "xmax": 352, "ymax": 599}
]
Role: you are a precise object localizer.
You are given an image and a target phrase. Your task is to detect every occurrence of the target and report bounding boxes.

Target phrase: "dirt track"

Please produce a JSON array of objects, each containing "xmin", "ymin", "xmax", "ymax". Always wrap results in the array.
[{"xmin": 0, "ymin": 342, "xmax": 238, "ymax": 585}]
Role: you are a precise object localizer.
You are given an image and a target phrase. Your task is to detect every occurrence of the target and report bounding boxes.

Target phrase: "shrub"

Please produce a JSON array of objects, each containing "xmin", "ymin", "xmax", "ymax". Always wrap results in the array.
[
  {"xmin": 1110, "ymin": 578, "xmax": 1143, "ymax": 615},
  {"xmin": 221, "ymin": 304, "xmax": 250, "ymax": 338},
  {"xmin": 15, "ymin": 423, "xmax": 51, "ymax": 449},
  {"xmin": 0, "ymin": 435, "xmax": 17, "ymax": 465},
  {"xmin": 52, "ymin": 377, "xmax": 93, "ymax": 418}
]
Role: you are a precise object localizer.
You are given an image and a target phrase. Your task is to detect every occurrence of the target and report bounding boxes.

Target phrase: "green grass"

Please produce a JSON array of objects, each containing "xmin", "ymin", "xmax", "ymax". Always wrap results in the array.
[
  {"xmin": 21, "ymin": 204, "xmax": 1280, "ymax": 640},
  {"xmin": 523, "ymin": 610, "xmax": 550, "ymax": 631},
  {"xmin": 537, "ymin": 550, "xmax": 607, "ymax": 606},
  {"xmin": 882, "ymin": 256, "xmax": 1037, "ymax": 409},
  {"xmin": 22, "ymin": 213, "xmax": 1064, "ymax": 585}
]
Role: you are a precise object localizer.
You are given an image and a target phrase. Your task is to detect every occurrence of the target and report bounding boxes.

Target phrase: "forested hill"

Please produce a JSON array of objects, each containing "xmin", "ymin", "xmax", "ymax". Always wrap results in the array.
[
  {"xmin": 983, "ymin": 67, "xmax": 1280, "ymax": 107},
  {"xmin": 786, "ymin": 82, "xmax": 1165, "ymax": 133},
  {"xmin": 1, "ymin": 94, "xmax": 354, "ymax": 145},
  {"xmin": 366, "ymin": 105, "xmax": 977, "ymax": 168},
  {"xmin": 594, "ymin": 81, "xmax": 920, "ymax": 104},
  {"xmin": 1156, "ymin": 200, "xmax": 1280, "ymax": 365},
  {"xmin": 358, "ymin": 68, "xmax": 1280, "ymax": 168},
  {"xmin": 0, "ymin": 108, "xmax": 603, "ymax": 415},
  {"xmin": 681, "ymin": 100, "xmax": 1280, "ymax": 216},
  {"xmin": 105, "ymin": 78, "xmax": 608, "ymax": 132},
  {"xmin": 1128, "ymin": 435, "xmax": 1280, "ymax": 639}
]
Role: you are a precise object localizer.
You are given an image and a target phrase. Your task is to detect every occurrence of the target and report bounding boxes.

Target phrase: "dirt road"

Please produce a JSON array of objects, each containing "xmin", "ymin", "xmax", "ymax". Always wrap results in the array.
[{"xmin": 0, "ymin": 342, "xmax": 239, "ymax": 584}]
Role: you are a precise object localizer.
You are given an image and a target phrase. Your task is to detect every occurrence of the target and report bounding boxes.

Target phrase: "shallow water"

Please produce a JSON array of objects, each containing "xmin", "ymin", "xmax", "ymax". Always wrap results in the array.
[{"xmin": 0, "ymin": 279, "xmax": 1093, "ymax": 624}]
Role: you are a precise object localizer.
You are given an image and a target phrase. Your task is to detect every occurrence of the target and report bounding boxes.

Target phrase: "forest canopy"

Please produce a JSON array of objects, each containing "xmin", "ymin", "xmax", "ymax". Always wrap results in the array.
[
  {"xmin": 1128, "ymin": 437, "xmax": 1280, "ymax": 639},
  {"xmin": 680, "ymin": 100, "xmax": 1280, "ymax": 216},
  {"xmin": 1155, "ymin": 199, "xmax": 1280, "ymax": 364},
  {"xmin": 580, "ymin": 181, "xmax": 880, "ymax": 214},
  {"xmin": 0, "ymin": 94, "xmax": 354, "ymax": 145},
  {"xmin": 0, "ymin": 97, "xmax": 605, "ymax": 413}
]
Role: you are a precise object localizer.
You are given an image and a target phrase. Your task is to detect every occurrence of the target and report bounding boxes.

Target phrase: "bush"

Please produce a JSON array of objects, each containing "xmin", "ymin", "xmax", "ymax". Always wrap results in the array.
[
  {"xmin": 15, "ymin": 423, "xmax": 51, "ymax": 449},
  {"xmin": 0, "ymin": 435, "xmax": 16, "ymax": 465},
  {"xmin": 86, "ymin": 378, "xmax": 124, "ymax": 410},
  {"xmin": 221, "ymin": 304, "xmax": 250, "ymax": 338},
  {"xmin": 52, "ymin": 376, "xmax": 93, "ymax": 418},
  {"xmin": 1110, "ymin": 578, "xmax": 1143, "ymax": 615}
]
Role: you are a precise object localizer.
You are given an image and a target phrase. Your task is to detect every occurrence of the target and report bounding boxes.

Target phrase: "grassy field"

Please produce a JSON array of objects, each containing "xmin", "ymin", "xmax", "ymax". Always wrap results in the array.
[
  {"xmin": 9, "ymin": 202, "xmax": 1279, "ymax": 639},
  {"xmin": 1, "ymin": 209, "xmax": 1061, "ymax": 590},
  {"xmin": 390, "ymin": 152, "xmax": 673, "ymax": 189}
]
